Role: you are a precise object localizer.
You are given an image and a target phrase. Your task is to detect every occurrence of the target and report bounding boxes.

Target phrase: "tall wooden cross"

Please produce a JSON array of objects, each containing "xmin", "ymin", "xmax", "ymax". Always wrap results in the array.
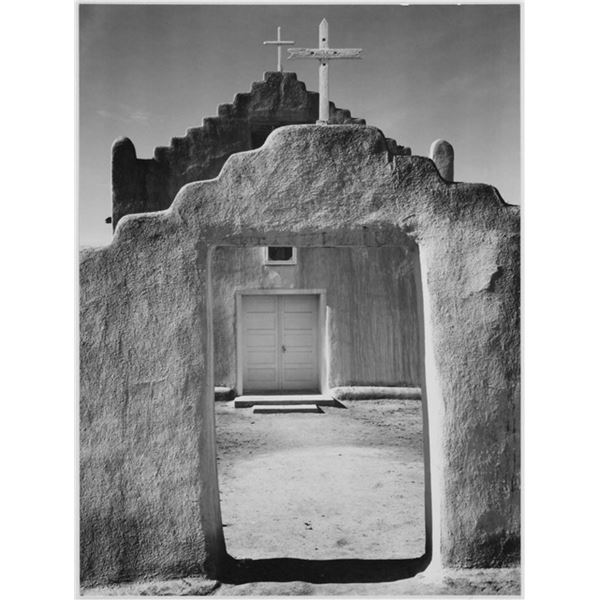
[
  {"xmin": 263, "ymin": 26, "xmax": 295, "ymax": 73},
  {"xmin": 288, "ymin": 19, "xmax": 362, "ymax": 124}
]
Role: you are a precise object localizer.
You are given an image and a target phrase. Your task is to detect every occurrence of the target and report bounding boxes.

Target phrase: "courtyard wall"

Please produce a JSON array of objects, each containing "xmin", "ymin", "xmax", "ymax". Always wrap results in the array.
[{"xmin": 81, "ymin": 125, "xmax": 520, "ymax": 584}]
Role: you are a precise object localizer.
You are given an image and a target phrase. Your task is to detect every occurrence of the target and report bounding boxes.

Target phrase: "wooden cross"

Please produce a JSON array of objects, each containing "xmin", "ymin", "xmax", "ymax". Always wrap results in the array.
[
  {"xmin": 263, "ymin": 26, "xmax": 295, "ymax": 72},
  {"xmin": 288, "ymin": 19, "xmax": 362, "ymax": 124}
]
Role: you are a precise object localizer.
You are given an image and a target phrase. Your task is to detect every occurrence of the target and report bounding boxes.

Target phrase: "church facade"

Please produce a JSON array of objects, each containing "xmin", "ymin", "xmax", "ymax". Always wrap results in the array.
[{"xmin": 112, "ymin": 71, "xmax": 422, "ymax": 396}]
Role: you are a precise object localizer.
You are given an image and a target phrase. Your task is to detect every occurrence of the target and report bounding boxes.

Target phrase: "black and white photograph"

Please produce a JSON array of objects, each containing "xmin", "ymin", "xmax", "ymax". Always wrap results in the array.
[
  {"xmin": 10, "ymin": 0, "xmax": 600, "ymax": 598},
  {"xmin": 6, "ymin": 0, "xmax": 600, "ymax": 598},
  {"xmin": 76, "ymin": 3, "xmax": 522, "ymax": 596}
]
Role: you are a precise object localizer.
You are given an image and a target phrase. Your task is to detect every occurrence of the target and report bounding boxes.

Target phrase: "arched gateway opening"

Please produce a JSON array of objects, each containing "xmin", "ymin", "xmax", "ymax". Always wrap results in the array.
[
  {"xmin": 79, "ymin": 125, "xmax": 519, "ymax": 587},
  {"xmin": 208, "ymin": 240, "xmax": 434, "ymax": 582}
]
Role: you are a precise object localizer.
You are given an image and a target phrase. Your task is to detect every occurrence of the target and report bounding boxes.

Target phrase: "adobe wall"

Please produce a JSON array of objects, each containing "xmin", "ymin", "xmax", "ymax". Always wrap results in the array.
[
  {"xmin": 80, "ymin": 124, "xmax": 520, "ymax": 585},
  {"xmin": 111, "ymin": 72, "xmax": 377, "ymax": 228},
  {"xmin": 212, "ymin": 246, "xmax": 421, "ymax": 390},
  {"xmin": 80, "ymin": 232, "xmax": 224, "ymax": 584}
]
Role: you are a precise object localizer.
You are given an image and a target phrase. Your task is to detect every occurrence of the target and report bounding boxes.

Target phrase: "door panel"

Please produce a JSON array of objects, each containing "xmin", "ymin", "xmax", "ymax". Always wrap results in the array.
[
  {"xmin": 246, "ymin": 351, "xmax": 277, "ymax": 365},
  {"xmin": 245, "ymin": 333, "xmax": 277, "ymax": 348},
  {"xmin": 280, "ymin": 295, "xmax": 319, "ymax": 391},
  {"xmin": 245, "ymin": 296, "xmax": 277, "ymax": 312},
  {"xmin": 242, "ymin": 294, "xmax": 319, "ymax": 393},
  {"xmin": 246, "ymin": 368, "xmax": 278, "ymax": 386},
  {"xmin": 245, "ymin": 313, "xmax": 277, "ymax": 330},
  {"xmin": 243, "ymin": 296, "xmax": 278, "ymax": 391},
  {"xmin": 283, "ymin": 313, "xmax": 315, "ymax": 330},
  {"xmin": 283, "ymin": 296, "xmax": 314, "ymax": 312}
]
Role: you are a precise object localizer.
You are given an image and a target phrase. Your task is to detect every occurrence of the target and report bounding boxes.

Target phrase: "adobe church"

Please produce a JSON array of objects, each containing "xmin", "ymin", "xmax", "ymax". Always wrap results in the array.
[
  {"xmin": 110, "ymin": 69, "xmax": 422, "ymax": 397},
  {"xmin": 80, "ymin": 24, "xmax": 520, "ymax": 589}
]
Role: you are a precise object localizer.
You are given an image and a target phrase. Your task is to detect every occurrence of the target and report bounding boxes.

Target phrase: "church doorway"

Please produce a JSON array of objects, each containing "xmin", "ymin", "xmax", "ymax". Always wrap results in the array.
[{"xmin": 236, "ymin": 290, "xmax": 326, "ymax": 395}]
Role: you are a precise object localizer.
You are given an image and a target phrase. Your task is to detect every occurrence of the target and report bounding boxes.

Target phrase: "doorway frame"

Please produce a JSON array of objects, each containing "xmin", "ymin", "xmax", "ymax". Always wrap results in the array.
[{"xmin": 235, "ymin": 288, "xmax": 328, "ymax": 395}]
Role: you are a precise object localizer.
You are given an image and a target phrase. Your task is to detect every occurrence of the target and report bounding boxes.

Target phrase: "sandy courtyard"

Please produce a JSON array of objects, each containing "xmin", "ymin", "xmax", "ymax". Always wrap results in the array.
[
  {"xmin": 82, "ymin": 400, "xmax": 521, "ymax": 596},
  {"xmin": 215, "ymin": 399, "xmax": 426, "ymax": 562}
]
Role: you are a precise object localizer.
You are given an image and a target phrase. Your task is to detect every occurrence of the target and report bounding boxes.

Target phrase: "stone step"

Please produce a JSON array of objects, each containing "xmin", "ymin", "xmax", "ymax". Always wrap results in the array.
[
  {"xmin": 253, "ymin": 403, "xmax": 323, "ymax": 414},
  {"xmin": 234, "ymin": 394, "xmax": 339, "ymax": 408}
]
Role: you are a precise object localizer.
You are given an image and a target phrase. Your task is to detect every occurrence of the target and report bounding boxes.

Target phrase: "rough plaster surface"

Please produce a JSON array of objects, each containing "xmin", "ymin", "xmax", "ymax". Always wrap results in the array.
[
  {"xmin": 212, "ymin": 246, "xmax": 421, "ymax": 389},
  {"xmin": 81, "ymin": 124, "xmax": 520, "ymax": 584},
  {"xmin": 80, "ymin": 235, "xmax": 224, "ymax": 585},
  {"xmin": 111, "ymin": 72, "xmax": 409, "ymax": 229}
]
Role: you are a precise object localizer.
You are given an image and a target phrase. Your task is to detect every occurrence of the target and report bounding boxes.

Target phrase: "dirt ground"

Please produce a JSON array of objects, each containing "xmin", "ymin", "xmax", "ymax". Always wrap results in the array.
[
  {"xmin": 215, "ymin": 399, "xmax": 426, "ymax": 562},
  {"xmin": 82, "ymin": 568, "xmax": 521, "ymax": 596},
  {"xmin": 82, "ymin": 400, "xmax": 521, "ymax": 596}
]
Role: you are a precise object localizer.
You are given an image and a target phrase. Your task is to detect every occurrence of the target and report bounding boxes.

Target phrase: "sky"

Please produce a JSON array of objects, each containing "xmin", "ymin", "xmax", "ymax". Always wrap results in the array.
[{"xmin": 79, "ymin": 3, "xmax": 520, "ymax": 247}]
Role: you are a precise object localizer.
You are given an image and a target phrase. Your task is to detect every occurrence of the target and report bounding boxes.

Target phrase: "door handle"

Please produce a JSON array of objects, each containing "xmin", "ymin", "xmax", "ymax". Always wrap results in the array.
[{"xmin": 282, "ymin": 345, "xmax": 286, "ymax": 353}]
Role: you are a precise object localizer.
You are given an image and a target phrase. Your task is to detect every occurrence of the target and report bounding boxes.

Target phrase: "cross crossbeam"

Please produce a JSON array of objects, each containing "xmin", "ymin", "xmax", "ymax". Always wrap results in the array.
[
  {"xmin": 263, "ymin": 26, "xmax": 295, "ymax": 72},
  {"xmin": 288, "ymin": 19, "xmax": 362, "ymax": 124},
  {"xmin": 287, "ymin": 48, "xmax": 362, "ymax": 60}
]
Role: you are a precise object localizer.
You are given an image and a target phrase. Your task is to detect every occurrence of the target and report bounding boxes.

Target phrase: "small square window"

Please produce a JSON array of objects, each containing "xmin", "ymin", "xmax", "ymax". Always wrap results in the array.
[{"xmin": 264, "ymin": 246, "xmax": 297, "ymax": 265}]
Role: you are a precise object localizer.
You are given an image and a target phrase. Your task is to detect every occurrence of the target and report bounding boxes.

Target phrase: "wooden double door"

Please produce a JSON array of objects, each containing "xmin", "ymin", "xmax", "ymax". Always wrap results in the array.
[{"xmin": 241, "ymin": 294, "xmax": 320, "ymax": 393}]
